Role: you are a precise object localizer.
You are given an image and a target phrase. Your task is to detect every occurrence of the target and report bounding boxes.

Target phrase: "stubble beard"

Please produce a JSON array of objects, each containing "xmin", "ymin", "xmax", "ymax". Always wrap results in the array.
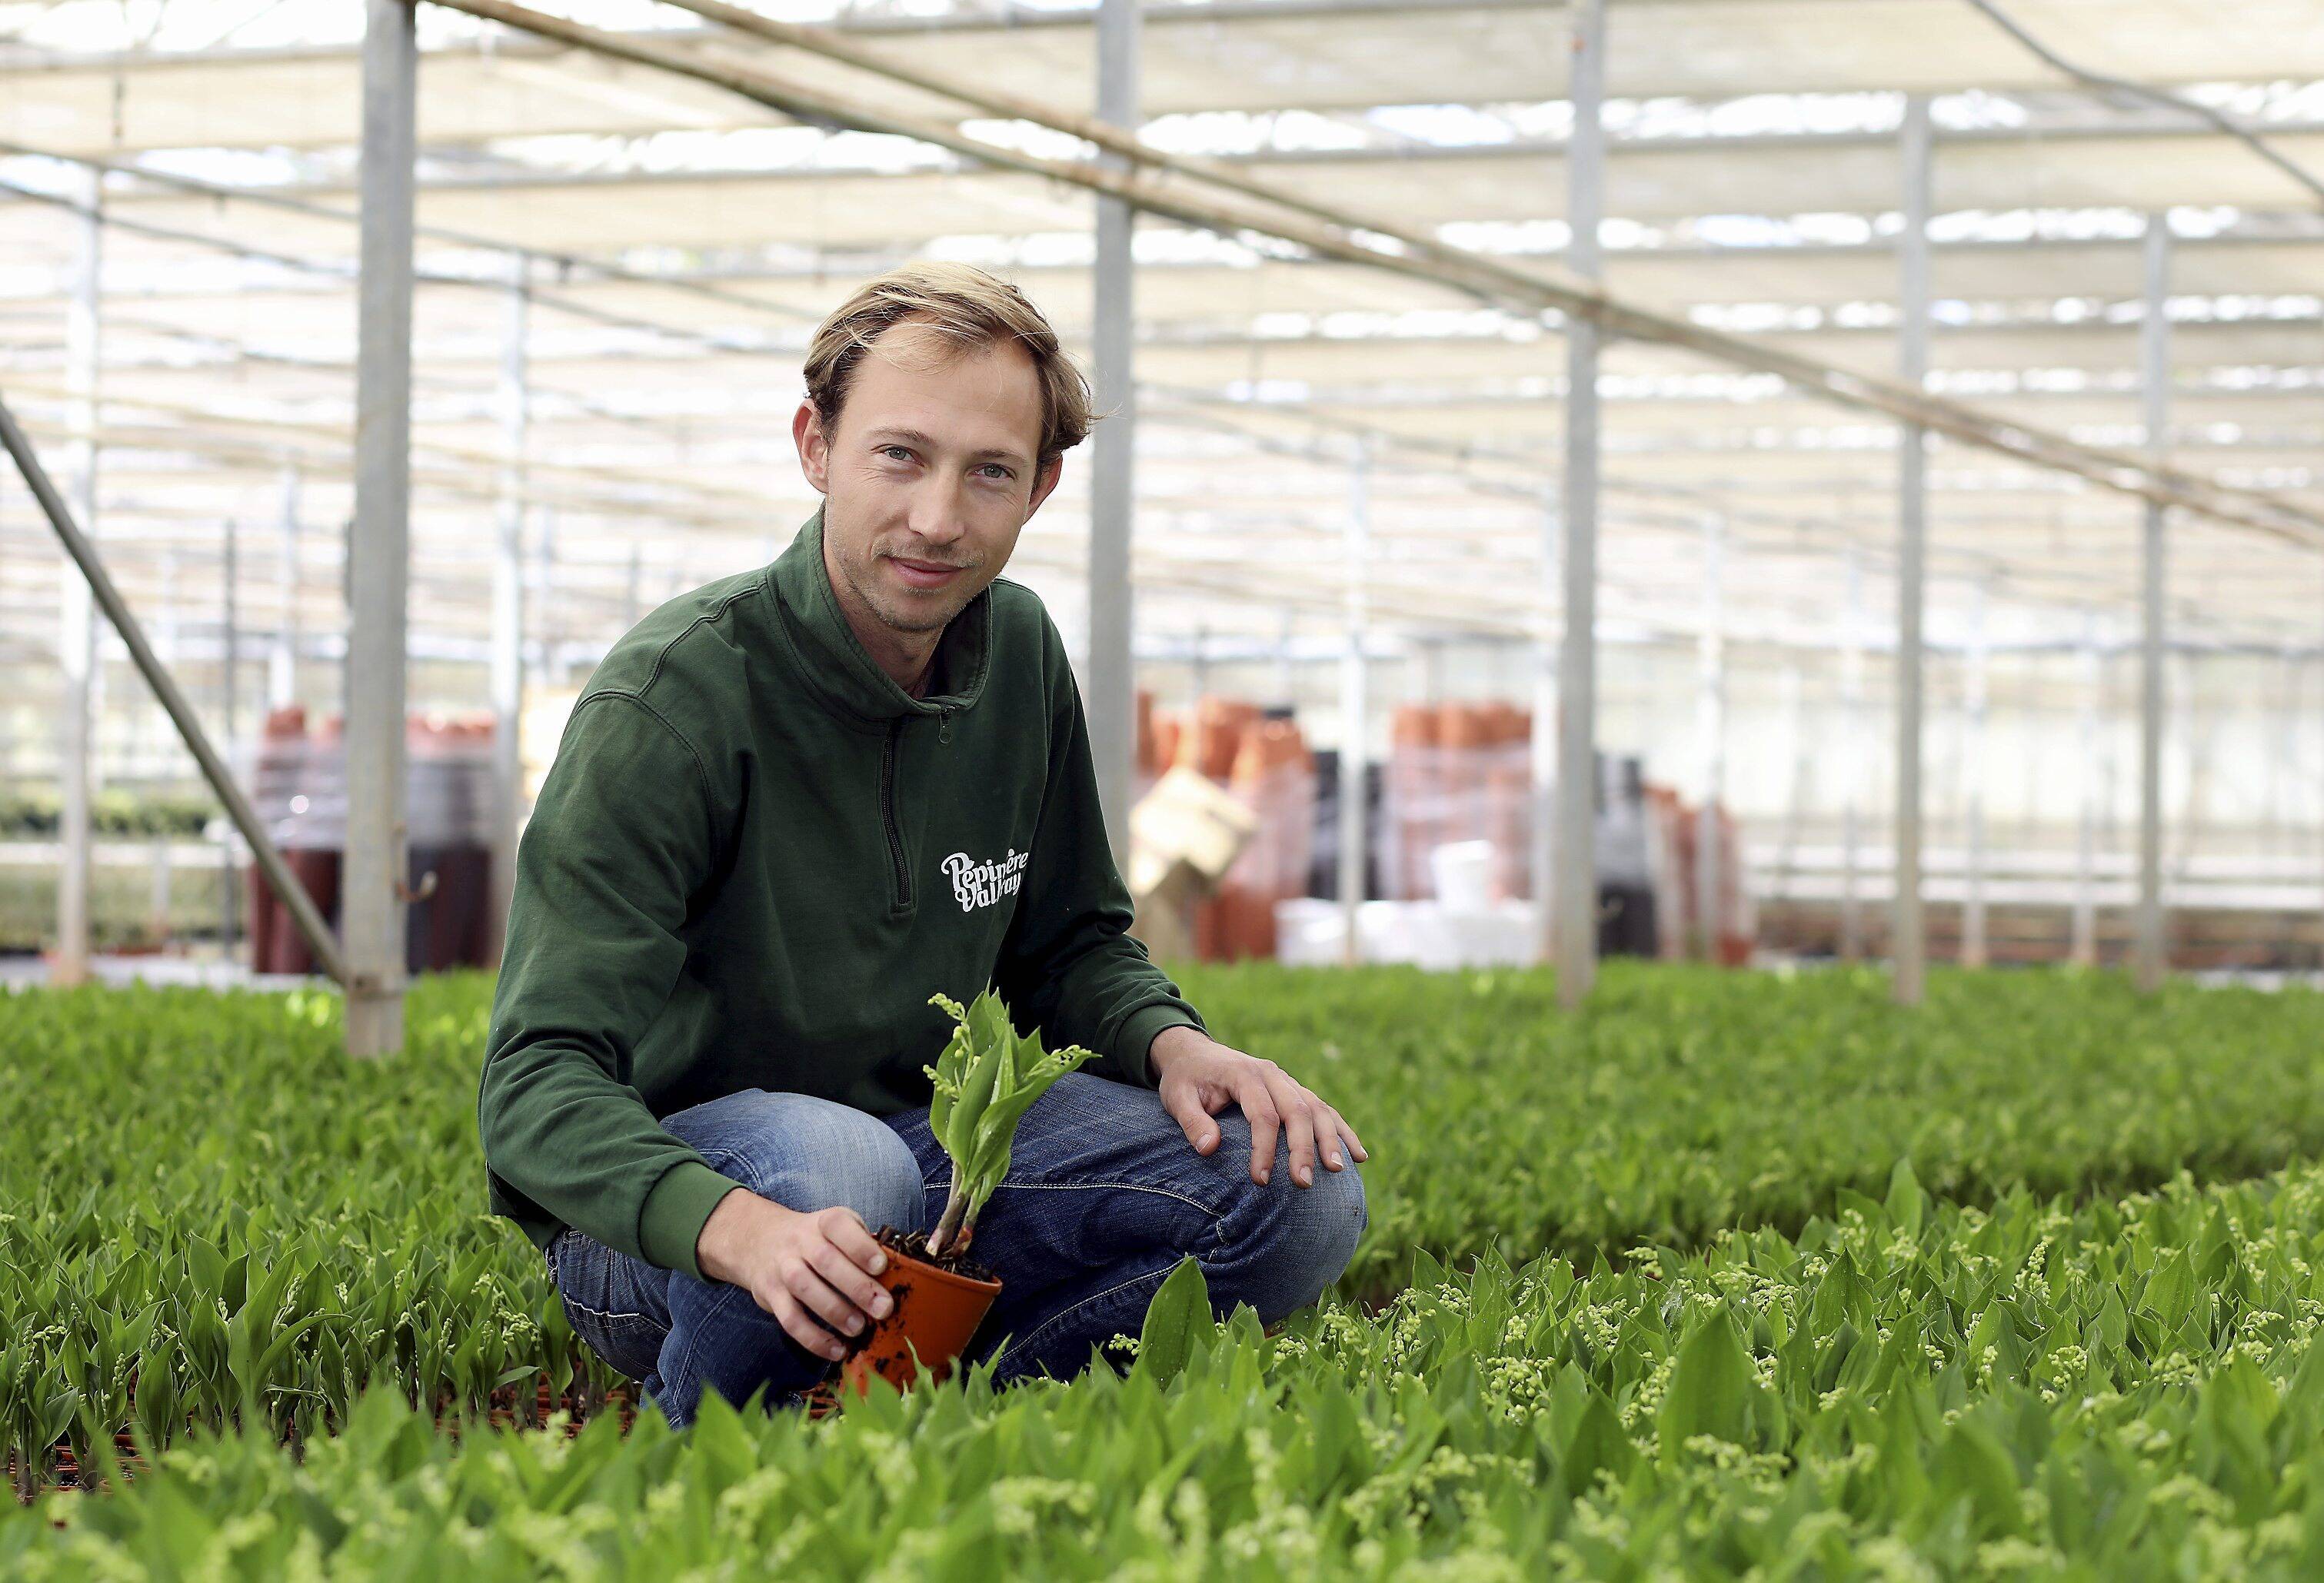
[{"xmin": 837, "ymin": 535, "xmax": 969, "ymax": 637}]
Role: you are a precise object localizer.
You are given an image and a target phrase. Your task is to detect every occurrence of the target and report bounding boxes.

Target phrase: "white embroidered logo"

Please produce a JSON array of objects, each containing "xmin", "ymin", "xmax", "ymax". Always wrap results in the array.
[{"xmin": 942, "ymin": 849, "xmax": 1028, "ymax": 913}]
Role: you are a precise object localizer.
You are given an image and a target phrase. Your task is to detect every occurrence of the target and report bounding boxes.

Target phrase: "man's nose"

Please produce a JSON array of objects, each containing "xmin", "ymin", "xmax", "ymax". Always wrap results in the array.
[{"xmin": 905, "ymin": 477, "xmax": 971, "ymax": 549}]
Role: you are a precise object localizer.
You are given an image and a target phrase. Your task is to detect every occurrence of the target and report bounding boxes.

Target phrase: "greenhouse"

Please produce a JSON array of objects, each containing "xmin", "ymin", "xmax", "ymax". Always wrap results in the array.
[{"xmin": 5, "ymin": 0, "xmax": 2324, "ymax": 1572}]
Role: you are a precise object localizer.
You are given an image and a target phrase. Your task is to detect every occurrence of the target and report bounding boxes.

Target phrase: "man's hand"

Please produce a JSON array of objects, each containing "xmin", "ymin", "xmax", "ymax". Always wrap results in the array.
[
  {"xmin": 694, "ymin": 1189, "xmax": 895, "ymax": 1363},
  {"xmin": 1148, "ymin": 1025, "xmax": 1369, "ymax": 1189}
]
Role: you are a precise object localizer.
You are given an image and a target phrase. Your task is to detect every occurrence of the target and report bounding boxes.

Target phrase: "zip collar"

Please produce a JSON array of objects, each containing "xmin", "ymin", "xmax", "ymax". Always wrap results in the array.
[{"xmin": 764, "ymin": 501, "xmax": 992, "ymax": 731}]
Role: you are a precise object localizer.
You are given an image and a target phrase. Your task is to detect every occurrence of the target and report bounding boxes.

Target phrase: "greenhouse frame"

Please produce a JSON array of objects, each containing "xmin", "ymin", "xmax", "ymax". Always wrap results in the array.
[
  {"xmin": 18, "ymin": 0, "xmax": 2324, "ymax": 1568},
  {"xmin": 8, "ymin": 2, "xmax": 2324, "ymax": 1046}
]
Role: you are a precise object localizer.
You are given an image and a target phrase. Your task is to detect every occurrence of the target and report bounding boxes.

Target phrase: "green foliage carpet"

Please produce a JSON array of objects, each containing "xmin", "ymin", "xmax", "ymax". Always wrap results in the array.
[{"xmin": 7, "ymin": 961, "xmax": 2324, "ymax": 1575}]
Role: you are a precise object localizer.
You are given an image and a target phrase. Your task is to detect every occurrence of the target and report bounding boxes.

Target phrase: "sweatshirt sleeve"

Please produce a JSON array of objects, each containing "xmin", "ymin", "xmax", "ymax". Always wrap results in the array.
[
  {"xmin": 992, "ymin": 622, "xmax": 1209, "ymax": 1089},
  {"xmin": 477, "ymin": 691, "xmax": 741, "ymax": 1282}
]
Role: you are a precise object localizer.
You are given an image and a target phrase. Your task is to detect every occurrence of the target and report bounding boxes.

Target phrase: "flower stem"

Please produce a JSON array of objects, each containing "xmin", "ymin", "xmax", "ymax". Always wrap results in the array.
[{"xmin": 929, "ymin": 1186, "xmax": 968, "ymax": 1258}]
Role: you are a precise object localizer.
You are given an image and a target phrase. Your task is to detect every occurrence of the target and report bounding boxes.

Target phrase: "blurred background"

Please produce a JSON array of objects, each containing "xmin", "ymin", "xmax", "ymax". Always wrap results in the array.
[{"xmin": 3, "ymin": 0, "xmax": 2322, "ymax": 1022}]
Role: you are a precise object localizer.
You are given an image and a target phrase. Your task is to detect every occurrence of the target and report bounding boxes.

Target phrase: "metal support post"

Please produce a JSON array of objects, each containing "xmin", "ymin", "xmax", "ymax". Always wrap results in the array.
[
  {"xmin": 0, "ymin": 493, "xmax": 9, "ymax": 785},
  {"xmin": 221, "ymin": 515, "xmax": 241, "ymax": 953},
  {"xmin": 1531, "ymin": 491, "xmax": 1557, "ymax": 963},
  {"xmin": 531, "ymin": 507, "xmax": 558, "ymax": 690},
  {"xmin": 1893, "ymin": 93, "xmax": 1932, "ymax": 1006},
  {"xmin": 2135, "ymin": 214, "xmax": 2171, "ymax": 994},
  {"xmin": 346, "ymin": 0, "xmax": 418, "ymax": 1054},
  {"xmin": 2071, "ymin": 613, "xmax": 2100, "ymax": 966},
  {"xmin": 53, "ymin": 164, "xmax": 101, "ymax": 986},
  {"xmin": 2171, "ymin": 650, "xmax": 2202, "ymax": 893},
  {"xmin": 1961, "ymin": 578, "xmax": 1989, "ymax": 968},
  {"xmin": 1695, "ymin": 516, "xmax": 1725, "ymax": 959},
  {"xmin": 1775, "ymin": 660, "xmax": 1809, "ymax": 925},
  {"xmin": 270, "ymin": 467, "xmax": 301, "ymax": 709},
  {"xmin": 1088, "ymin": 0, "xmax": 1140, "ymax": 875},
  {"xmin": 1555, "ymin": 0, "xmax": 1606, "ymax": 1007},
  {"xmin": 488, "ymin": 256, "xmax": 529, "ymax": 967},
  {"xmin": 1839, "ymin": 546, "xmax": 1866, "ymax": 960},
  {"xmin": 1338, "ymin": 443, "xmax": 1371, "ymax": 966},
  {"xmin": 2267, "ymin": 650, "xmax": 2294, "ymax": 862}
]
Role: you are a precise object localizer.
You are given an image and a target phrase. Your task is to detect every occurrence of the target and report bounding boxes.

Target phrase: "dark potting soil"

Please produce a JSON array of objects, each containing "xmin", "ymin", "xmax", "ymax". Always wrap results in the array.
[{"xmin": 874, "ymin": 1225, "xmax": 1001, "ymax": 1285}]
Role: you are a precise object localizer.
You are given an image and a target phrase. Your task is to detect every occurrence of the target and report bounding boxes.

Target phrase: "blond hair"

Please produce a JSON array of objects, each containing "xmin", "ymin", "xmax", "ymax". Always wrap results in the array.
[{"xmin": 802, "ymin": 261, "xmax": 1094, "ymax": 467}]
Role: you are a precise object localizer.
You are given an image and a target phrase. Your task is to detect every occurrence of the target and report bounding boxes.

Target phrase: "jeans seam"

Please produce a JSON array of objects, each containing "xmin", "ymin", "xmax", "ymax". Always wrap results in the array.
[
  {"xmin": 548, "ymin": 1232, "xmax": 660, "ymax": 1329},
  {"xmin": 665, "ymin": 1281, "xmax": 747, "ymax": 1402},
  {"xmin": 698, "ymin": 1144, "xmax": 755, "ymax": 1186},
  {"xmin": 991, "ymin": 1258, "xmax": 1183, "ymax": 1377},
  {"xmin": 567, "ymin": 1298, "xmax": 660, "ymax": 1328}
]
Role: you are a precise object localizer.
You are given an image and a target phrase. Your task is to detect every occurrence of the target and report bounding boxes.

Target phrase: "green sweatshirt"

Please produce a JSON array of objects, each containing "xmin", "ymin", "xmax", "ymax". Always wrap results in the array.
[{"xmin": 478, "ymin": 504, "xmax": 1207, "ymax": 1281}]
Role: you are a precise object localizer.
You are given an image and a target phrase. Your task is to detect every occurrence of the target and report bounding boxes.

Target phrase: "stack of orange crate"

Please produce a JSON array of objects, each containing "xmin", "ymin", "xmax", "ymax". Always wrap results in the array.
[
  {"xmin": 1384, "ymin": 701, "xmax": 1534, "ymax": 902},
  {"xmin": 1138, "ymin": 695, "xmax": 1314, "ymax": 962},
  {"xmin": 1476, "ymin": 703, "xmax": 1532, "ymax": 901},
  {"xmin": 1214, "ymin": 717, "xmax": 1315, "ymax": 960},
  {"xmin": 1386, "ymin": 704, "xmax": 1441, "ymax": 899},
  {"xmin": 1642, "ymin": 784, "xmax": 1753, "ymax": 964}
]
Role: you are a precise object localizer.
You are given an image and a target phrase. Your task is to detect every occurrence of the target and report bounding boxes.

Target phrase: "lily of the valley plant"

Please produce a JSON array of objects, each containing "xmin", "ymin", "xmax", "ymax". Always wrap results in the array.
[{"xmin": 922, "ymin": 989, "xmax": 1097, "ymax": 1257}]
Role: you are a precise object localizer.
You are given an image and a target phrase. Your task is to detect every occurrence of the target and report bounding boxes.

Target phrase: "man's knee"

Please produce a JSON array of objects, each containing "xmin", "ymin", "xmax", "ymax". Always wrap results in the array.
[
  {"xmin": 1211, "ymin": 1112, "xmax": 1368, "ymax": 1315},
  {"xmin": 1279, "ymin": 1155, "xmax": 1367, "ymax": 1305},
  {"xmin": 665, "ymin": 1089, "xmax": 926, "ymax": 1239}
]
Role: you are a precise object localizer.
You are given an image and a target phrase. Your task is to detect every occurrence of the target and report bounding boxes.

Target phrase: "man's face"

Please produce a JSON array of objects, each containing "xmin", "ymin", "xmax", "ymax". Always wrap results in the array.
[{"xmin": 795, "ymin": 316, "xmax": 1064, "ymax": 637}]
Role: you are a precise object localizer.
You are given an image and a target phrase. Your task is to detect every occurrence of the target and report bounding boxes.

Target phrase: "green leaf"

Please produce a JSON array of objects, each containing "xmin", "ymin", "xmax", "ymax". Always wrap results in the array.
[
  {"xmin": 2138, "ymin": 1247, "xmax": 2194, "ymax": 1329},
  {"xmin": 922, "ymin": 988, "xmax": 1096, "ymax": 1242},
  {"xmin": 1657, "ymin": 1305, "xmax": 1755, "ymax": 1462},
  {"xmin": 187, "ymin": 1235, "xmax": 225, "ymax": 1301},
  {"xmin": 1135, "ymin": 1257, "xmax": 1214, "ymax": 1388},
  {"xmin": 1932, "ymin": 1417, "xmax": 2026, "ymax": 1538},
  {"xmin": 1556, "ymin": 1385, "xmax": 1637, "ymax": 1504},
  {"xmin": 1884, "ymin": 1156, "xmax": 1926, "ymax": 1237}
]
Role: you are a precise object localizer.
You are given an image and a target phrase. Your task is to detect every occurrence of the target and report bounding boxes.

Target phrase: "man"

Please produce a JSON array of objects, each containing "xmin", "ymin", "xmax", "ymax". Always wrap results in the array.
[{"xmin": 478, "ymin": 261, "xmax": 1368, "ymax": 1429}]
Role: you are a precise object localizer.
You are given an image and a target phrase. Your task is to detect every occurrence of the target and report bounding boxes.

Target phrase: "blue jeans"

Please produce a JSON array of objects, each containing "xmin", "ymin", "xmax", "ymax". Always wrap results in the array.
[{"xmin": 544, "ymin": 1070, "xmax": 1367, "ymax": 1428}]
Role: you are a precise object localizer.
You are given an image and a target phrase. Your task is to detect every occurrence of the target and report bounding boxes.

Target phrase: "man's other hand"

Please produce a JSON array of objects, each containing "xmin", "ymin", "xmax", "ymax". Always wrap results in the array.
[
  {"xmin": 695, "ymin": 1189, "xmax": 895, "ymax": 1363},
  {"xmin": 1148, "ymin": 1025, "xmax": 1369, "ymax": 1191}
]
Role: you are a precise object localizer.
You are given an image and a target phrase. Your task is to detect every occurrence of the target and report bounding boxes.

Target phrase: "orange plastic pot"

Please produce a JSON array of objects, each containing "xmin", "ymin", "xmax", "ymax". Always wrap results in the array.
[{"xmin": 839, "ymin": 1246, "xmax": 1003, "ymax": 1398}]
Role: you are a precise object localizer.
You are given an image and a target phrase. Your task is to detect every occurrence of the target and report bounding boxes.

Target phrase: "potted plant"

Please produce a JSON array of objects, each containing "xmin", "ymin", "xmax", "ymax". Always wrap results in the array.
[{"xmin": 837, "ymin": 988, "xmax": 1097, "ymax": 1400}]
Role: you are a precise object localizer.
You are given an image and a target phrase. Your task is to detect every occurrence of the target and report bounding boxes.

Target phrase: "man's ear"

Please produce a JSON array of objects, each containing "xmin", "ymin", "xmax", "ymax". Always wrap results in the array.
[
  {"xmin": 1025, "ymin": 453, "xmax": 1064, "ymax": 517},
  {"xmin": 794, "ymin": 401, "xmax": 829, "ymax": 493}
]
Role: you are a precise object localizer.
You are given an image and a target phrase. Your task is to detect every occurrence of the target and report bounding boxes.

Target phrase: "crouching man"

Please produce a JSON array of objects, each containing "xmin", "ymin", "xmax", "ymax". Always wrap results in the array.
[{"xmin": 477, "ymin": 261, "xmax": 1367, "ymax": 1428}]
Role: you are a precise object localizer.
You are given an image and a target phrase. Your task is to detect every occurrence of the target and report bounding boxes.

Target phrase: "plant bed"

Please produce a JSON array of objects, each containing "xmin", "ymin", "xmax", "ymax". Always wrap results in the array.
[
  {"xmin": 455, "ymin": 1377, "xmax": 638, "ymax": 1438},
  {"xmin": 4, "ymin": 1432, "xmax": 140, "ymax": 1501},
  {"xmin": 23, "ymin": 963, "xmax": 2324, "ymax": 1472},
  {"xmin": 6, "ymin": 1378, "xmax": 641, "ymax": 1505}
]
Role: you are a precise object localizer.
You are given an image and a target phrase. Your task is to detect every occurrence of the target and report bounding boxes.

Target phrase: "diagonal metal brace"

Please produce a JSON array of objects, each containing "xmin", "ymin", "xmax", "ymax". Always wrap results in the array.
[{"xmin": 0, "ymin": 390, "xmax": 351, "ymax": 986}]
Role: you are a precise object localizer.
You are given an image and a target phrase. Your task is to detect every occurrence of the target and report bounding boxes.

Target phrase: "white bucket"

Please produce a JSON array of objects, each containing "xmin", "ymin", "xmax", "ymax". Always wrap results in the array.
[{"xmin": 1429, "ymin": 839, "xmax": 1497, "ymax": 912}]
